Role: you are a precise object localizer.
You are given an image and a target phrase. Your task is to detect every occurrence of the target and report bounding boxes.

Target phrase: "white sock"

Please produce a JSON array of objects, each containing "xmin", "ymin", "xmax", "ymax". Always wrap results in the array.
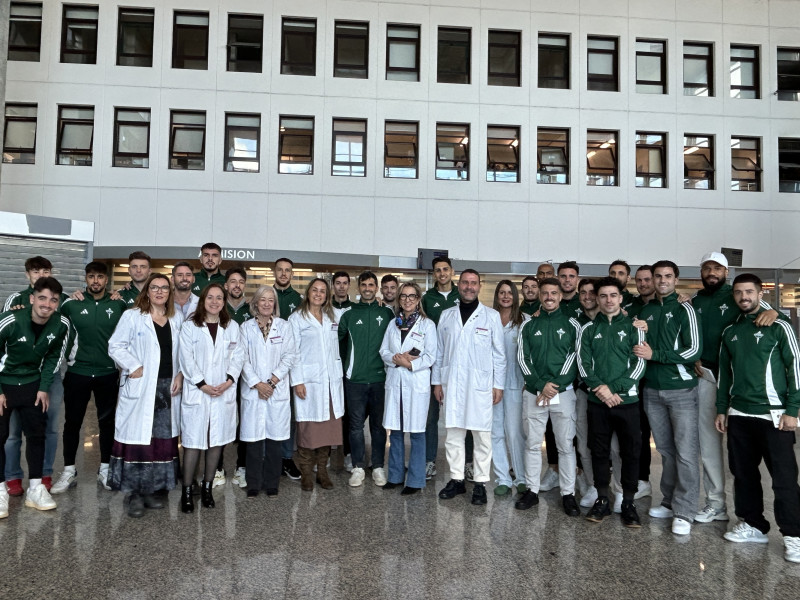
[
  {"xmin": 64, "ymin": 465, "xmax": 77, "ymax": 474},
  {"xmin": 99, "ymin": 463, "xmax": 109, "ymax": 472},
  {"xmin": 29, "ymin": 478, "xmax": 42, "ymax": 488}
]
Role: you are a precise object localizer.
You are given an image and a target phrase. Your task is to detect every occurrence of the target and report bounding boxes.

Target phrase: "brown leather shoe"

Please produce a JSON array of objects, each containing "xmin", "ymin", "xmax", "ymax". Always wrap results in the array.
[
  {"xmin": 316, "ymin": 446, "xmax": 334, "ymax": 489},
  {"xmin": 297, "ymin": 447, "xmax": 315, "ymax": 491}
]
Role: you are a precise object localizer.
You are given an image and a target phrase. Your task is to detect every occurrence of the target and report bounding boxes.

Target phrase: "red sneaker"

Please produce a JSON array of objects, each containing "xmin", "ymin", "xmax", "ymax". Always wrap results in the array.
[
  {"xmin": 42, "ymin": 476, "xmax": 52, "ymax": 492},
  {"xmin": 6, "ymin": 479, "xmax": 24, "ymax": 496}
]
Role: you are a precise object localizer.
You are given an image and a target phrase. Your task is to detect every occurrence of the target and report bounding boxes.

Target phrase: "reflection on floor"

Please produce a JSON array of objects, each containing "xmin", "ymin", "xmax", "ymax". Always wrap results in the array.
[{"xmin": 2, "ymin": 407, "xmax": 799, "ymax": 600}]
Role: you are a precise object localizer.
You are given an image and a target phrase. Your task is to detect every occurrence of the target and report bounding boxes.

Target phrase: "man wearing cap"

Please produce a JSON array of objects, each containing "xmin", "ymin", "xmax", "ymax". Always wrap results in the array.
[{"xmin": 691, "ymin": 252, "xmax": 780, "ymax": 524}]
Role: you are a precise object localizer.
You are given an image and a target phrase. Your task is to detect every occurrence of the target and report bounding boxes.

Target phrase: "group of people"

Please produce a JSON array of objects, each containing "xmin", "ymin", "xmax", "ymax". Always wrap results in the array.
[{"xmin": 0, "ymin": 245, "xmax": 798, "ymax": 563}]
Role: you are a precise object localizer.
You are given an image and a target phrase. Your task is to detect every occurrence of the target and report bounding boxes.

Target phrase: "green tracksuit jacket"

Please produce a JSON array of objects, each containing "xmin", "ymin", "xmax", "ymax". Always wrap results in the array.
[
  {"xmin": 421, "ymin": 287, "xmax": 460, "ymax": 325},
  {"xmin": 578, "ymin": 312, "xmax": 646, "ymax": 405},
  {"xmin": 626, "ymin": 295, "xmax": 649, "ymax": 319},
  {"xmin": 4, "ymin": 286, "xmax": 69, "ymax": 312},
  {"xmin": 337, "ymin": 300, "xmax": 395, "ymax": 384},
  {"xmin": 274, "ymin": 285, "xmax": 302, "ymax": 319},
  {"xmin": 228, "ymin": 301, "xmax": 252, "ymax": 325},
  {"xmin": 521, "ymin": 300, "xmax": 541, "ymax": 316},
  {"xmin": 0, "ymin": 308, "xmax": 69, "ymax": 394},
  {"xmin": 560, "ymin": 295, "xmax": 583, "ymax": 320},
  {"xmin": 622, "ymin": 289, "xmax": 635, "ymax": 312},
  {"xmin": 638, "ymin": 292, "xmax": 702, "ymax": 390},
  {"xmin": 717, "ymin": 308, "xmax": 800, "ymax": 418},
  {"xmin": 61, "ymin": 292, "xmax": 127, "ymax": 377},
  {"xmin": 517, "ymin": 307, "xmax": 581, "ymax": 395},
  {"xmin": 118, "ymin": 281, "xmax": 144, "ymax": 309},
  {"xmin": 191, "ymin": 270, "xmax": 226, "ymax": 296}
]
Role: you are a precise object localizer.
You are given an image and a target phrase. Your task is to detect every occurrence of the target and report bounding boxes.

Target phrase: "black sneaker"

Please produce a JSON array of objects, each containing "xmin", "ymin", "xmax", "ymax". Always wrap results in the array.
[
  {"xmin": 514, "ymin": 489, "xmax": 539, "ymax": 510},
  {"xmin": 586, "ymin": 496, "xmax": 612, "ymax": 523},
  {"xmin": 282, "ymin": 458, "xmax": 301, "ymax": 480},
  {"xmin": 620, "ymin": 500, "xmax": 642, "ymax": 528},
  {"xmin": 438, "ymin": 479, "xmax": 467, "ymax": 499},
  {"xmin": 562, "ymin": 493, "xmax": 580, "ymax": 517},
  {"xmin": 471, "ymin": 483, "xmax": 488, "ymax": 505}
]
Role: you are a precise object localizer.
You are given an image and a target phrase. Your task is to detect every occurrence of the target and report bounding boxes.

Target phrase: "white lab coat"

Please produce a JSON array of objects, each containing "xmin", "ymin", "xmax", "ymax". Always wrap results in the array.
[
  {"xmin": 503, "ymin": 314, "xmax": 530, "ymax": 392},
  {"xmin": 432, "ymin": 303, "xmax": 506, "ymax": 431},
  {"xmin": 238, "ymin": 317, "xmax": 298, "ymax": 442},
  {"xmin": 288, "ymin": 310, "xmax": 344, "ymax": 422},
  {"xmin": 108, "ymin": 310, "xmax": 184, "ymax": 445},
  {"xmin": 179, "ymin": 320, "xmax": 243, "ymax": 449},
  {"xmin": 380, "ymin": 316, "xmax": 438, "ymax": 433}
]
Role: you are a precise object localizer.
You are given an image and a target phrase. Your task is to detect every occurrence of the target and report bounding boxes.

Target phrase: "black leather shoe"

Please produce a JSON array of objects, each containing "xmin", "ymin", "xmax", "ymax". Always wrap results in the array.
[
  {"xmin": 142, "ymin": 494, "xmax": 164, "ymax": 509},
  {"xmin": 246, "ymin": 489, "xmax": 259, "ymax": 498},
  {"xmin": 514, "ymin": 489, "xmax": 539, "ymax": 510},
  {"xmin": 201, "ymin": 481, "xmax": 215, "ymax": 508},
  {"xmin": 383, "ymin": 482, "xmax": 403, "ymax": 490},
  {"xmin": 127, "ymin": 494, "xmax": 145, "ymax": 518},
  {"xmin": 265, "ymin": 488, "xmax": 278, "ymax": 498},
  {"xmin": 586, "ymin": 496, "xmax": 611, "ymax": 523},
  {"xmin": 471, "ymin": 484, "xmax": 488, "ymax": 505},
  {"xmin": 562, "ymin": 493, "xmax": 580, "ymax": 516},
  {"xmin": 180, "ymin": 486, "xmax": 194, "ymax": 513},
  {"xmin": 438, "ymin": 479, "xmax": 467, "ymax": 499},
  {"xmin": 620, "ymin": 500, "xmax": 642, "ymax": 528},
  {"xmin": 401, "ymin": 486, "xmax": 421, "ymax": 495},
  {"xmin": 191, "ymin": 479, "xmax": 201, "ymax": 496}
]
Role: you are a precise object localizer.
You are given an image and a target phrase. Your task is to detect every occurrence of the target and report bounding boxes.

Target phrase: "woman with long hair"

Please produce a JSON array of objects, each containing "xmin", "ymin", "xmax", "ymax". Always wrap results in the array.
[
  {"xmin": 288, "ymin": 278, "xmax": 344, "ymax": 491},
  {"xmin": 108, "ymin": 274, "xmax": 184, "ymax": 518}
]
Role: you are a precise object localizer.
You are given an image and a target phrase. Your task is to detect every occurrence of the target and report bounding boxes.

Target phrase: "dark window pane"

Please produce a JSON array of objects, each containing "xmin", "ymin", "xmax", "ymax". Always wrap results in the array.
[
  {"xmin": 117, "ymin": 8, "xmax": 154, "ymax": 67},
  {"xmin": 227, "ymin": 14, "xmax": 263, "ymax": 73},
  {"xmin": 437, "ymin": 28, "xmax": 470, "ymax": 84}
]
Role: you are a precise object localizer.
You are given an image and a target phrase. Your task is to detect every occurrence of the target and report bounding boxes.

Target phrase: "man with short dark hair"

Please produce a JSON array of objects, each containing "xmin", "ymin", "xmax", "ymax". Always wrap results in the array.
[
  {"xmin": 4, "ymin": 256, "xmax": 55, "ymax": 311},
  {"xmin": 608, "ymin": 260, "xmax": 634, "ymax": 311},
  {"xmin": 119, "ymin": 251, "xmax": 152, "ymax": 308},
  {"xmin": 715, "ymin": 273, "xmax": 800, "ymax": 562},
  {"xmin": 380, "ymin": 274, "xmax": 399, "ymax": 312},
  {"xmin": 192, "ymin": 243, "xmax": 225, "ymax": 296},
  {"xmin": 331, "ymin": 271, "xmax": 354, "ymax": 471},
  {"xmin": 627, "ymin": 265, "xmax": 655, "ymax": 319},
  {"xmin": 558, "ymin": 261, "xmax": 583, "ymax": 319},
  {"xmin": 172, "ymin": 262, "xmax": 198, "ymax": 320},
  {"xmin": 225, "ymin": 267, "xmax": 251, "ymax": 325},
  {"xmin": 332, "ymin": 271, "xmax": 354, "ymax": 322},
  {"xmin": 575, "ymin": 278, "xmax": 600, "ymax": 508},
  {"xmin": 520, "ymin": 276, "xmax": 540, "ymax": 316}
]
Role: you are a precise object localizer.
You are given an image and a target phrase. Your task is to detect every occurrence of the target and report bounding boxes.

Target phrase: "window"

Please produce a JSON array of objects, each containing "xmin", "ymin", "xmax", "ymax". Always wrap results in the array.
[
  {"xmin": 779, "ymin": 138, "xmax": 800, "ymax": 193},
  {"xmin": 684, "ymin": 134, "xmax": 715, "ymax": 190},
  {"xmin": 281, "ymin": 18, "xmax": 316, "ymax": 76},
  {"xmin": 334, "ymin": 21, "xmax": 368, "ymax": 79},
  {"xmin": 731, "ymin": 137, "xmax": 761, "ymax": 191},
  {"xmin": 332, "ymin": 119, "xmax": 366, "ymax": 177},
  {"xmin": 227, "ymin": 14, "xmax": 263, "ymax": 73},
  {"xmin": 435, "ymin": 123, "xmax": 469, "ymax": 180},
  {"xmin": 437, "ymin": 27, "xmax": 471, "ymax": 84},
  {"xmin": 488, "ymin": 30, "xmax": 521, "ymax": 87},
  {"xmin": 586, "ymin": 130, "xmax": 617, "ymax": 186},
  {"xmin": 8, "ymin": 2, "xmax": 42, "ymax": 62},
  {"xmin": 486, "ymin": 126, "xmax": 519, "ymax": 182},
  {"xmin": 777, "ymin": 47, "xmax": 800, "ymax": 101},
  {"xmin": 587, "ymin": 36, "xmax": 618, "ymax": 91},
  {"xmin": 730, "ymin": 45, "xmax": 759, "ymax": 99},
  {"xmin": 386, "ymin": 24, "xmax": 420, "ymax": 81},
  {"xmin": 636, "ymin": 39, "xmax": 666, "ymax": 94},
  {"xmin": 279, "ymin": 116, "xmax": 314, "ymax": 174},
  {"xmin": 61, "ymin": 5, "xmax": 98, "ymax": 64},
  {"xmin": 537, "ymin": 128, "xmax": 569, "ymax": 184},
  {"xmin": 57, "ymin": 106, "xmax": 94, "ymax": 166},
  {"xmin": 169, "ymin": 111, "xmax": 206, "ymax": 170},
  {"xmin": 635, "ymin": 132, "xmax": 666, "ymax": 188},
  {"xmin": 683, "ymin": 42, "xmax": 714, "ymax": 97},
  {"xmin": 538, "ymin": 34, "xmax": 570, "ymax": 89},
  {"xmin": 384, "ymin": 121, "xmax": 418, "ymax": 178},
  {"xmin": 3, "ymin": 104, "xmax": 37, "ymax": 164},
  {"xmin": 224, "ymin": 114, "xmax": 260, "ymax": 172},
  {"xmin": 173, "ymin": 12, "xmax": 209, "ymax": 70},
  {"xmin": 113, "ymin": 108, "xmax": 150, "ymax": 168},
  {"xmin": 117, "ymin": 8, "xmax": 154, "ymax": 67}
]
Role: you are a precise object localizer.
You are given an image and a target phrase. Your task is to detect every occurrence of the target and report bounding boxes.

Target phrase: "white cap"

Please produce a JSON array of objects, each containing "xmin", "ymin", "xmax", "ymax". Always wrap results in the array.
[{"xmin": 700, "ymin": 252, "xmax": 728, "ymax": 269}]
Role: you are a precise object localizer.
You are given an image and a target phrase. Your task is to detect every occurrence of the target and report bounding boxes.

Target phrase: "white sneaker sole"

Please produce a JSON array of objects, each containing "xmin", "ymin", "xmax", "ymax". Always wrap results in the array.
[
  {"xmin": 25, "ymin": 499, "xmax": 56, "ymax": 511},
  {"xmin": 51, "ymin": 481, "xmax": 77, "ymax": 495},
  {"xmin": 724, "ymin": 533, "xmax": 769, "ymax": 544},
  {"xmin": 695, "ymin": 512, "xmax": 729, "ymax": 524}
]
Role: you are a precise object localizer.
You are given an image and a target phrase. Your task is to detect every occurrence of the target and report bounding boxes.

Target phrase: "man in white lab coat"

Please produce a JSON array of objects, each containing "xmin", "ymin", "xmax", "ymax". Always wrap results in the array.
[{"xmin": 433, "ymin": 269, "xmax": 506, "ymax": 505}]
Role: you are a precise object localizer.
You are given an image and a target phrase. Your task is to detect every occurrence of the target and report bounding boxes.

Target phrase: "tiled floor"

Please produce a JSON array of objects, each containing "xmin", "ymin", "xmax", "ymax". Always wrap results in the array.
[{"xmin": 2, "ymin": 407, "xmax": 799, "ymax": 600}]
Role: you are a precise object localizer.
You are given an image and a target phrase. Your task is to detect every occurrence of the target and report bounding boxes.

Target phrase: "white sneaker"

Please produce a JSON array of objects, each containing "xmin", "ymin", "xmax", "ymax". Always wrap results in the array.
[
  {"xmin": 212, "ymin": 469, "xmax": 226, "ymax": 488},
  {"xmin": 634, "ymin": 480, "xmax": 652, "ymax": 499},
  {"xmin": 344, "ymin": 454, "xmax": 354, "ymax": 473},
  {"xmin": 232, "ymin": 467, "xmax": 247, "ymax": 488},
  {"xmin": 349, "ymin": 467, "xmax": 365, "ymax": 487},
  {"xmin": 579, "ymin": 486, "xmax": 598, "ymax": 508},
  {"xmin": 649, "ymin": 505, "xmax": 674, "ymax": 519},
  {"xmin": 97, "ymin": 468, "xmax": 112, "ymax": 491},
  {"xmin": 672, "ymin": 517, "xmax": 691, "ymax": 535},
  {"xmin": 539, "ymin": 467, "xmax": 560, "ymax": 492},
  {"xmin": 51, "ymin": 469, "xmax": 78, "ymax": 494},
  {"xmin": 425, "ymin": 461, "xmax": 437, "ymax": 480},
  {"xmin": 0, "ymin": 486, "xmax": 8, "ymax": 519},
  {"xmin": 695, "ymin": 505, "xmax": 729, "ymax": 523},
  {"xmin": 784, "ymin": 536, "xmax": 800, "ymax": 563},
  {"xmin": 25, "ymin": 483, "xmax": 57, "ymax": 511},
  {"xmin": 465, "ymin": 462, "xmax": 475, "ymax": 482},
  {"xmin": 372, "ymin": 467, "xmax": 388, "ymax": 487},
  {"xmin": 724, "ymin": 521, "xmax": 769, "ymax": 544},
  {"xmin": 613, "ymin": 492, "xmax": 623, "ymax": 514}
]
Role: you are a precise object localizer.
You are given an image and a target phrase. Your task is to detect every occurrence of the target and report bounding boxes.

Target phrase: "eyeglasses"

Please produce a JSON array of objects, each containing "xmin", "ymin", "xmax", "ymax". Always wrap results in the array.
[
  {"xmin": 149, "ymin": 285, "xmax": 171, "ymax": 293},
  {"xmin": 399, "ymin": 294, "xmax": 418, "ymax": 301}
]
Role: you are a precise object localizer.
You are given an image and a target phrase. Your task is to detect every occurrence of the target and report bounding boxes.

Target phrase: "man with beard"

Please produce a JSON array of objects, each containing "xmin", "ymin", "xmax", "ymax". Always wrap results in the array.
[
  {"xmin": 691, "ymin": 252, "xmax": 779, "ymax": 524},
  {"xmin": 520, "ymin": 276, "xmax": 540, "ymax": 316},
  {"xmin": 558, "ymin": 261, "xmax": 583, "ymax": 320},
  {"xmin": 225, "ymin": 268, "xmax": 251, "ymax": 325},
  {"xmin": 118, "ymin": 251, "xmax": 152, "ymax": 308},
  {"xmin": 172, "ymin": 262, "xmax": 198, "ymax": 319},
  {"xmin": 608, "ymin": 260, "xmax": 635, "ymax": 311},
  {"xmin": 627, "ymin": 265, "xmax": 655, "ymax": 319},
  {"xmin": 192, "ymin": 242, "xmax": 225, "ymax": 296},
  {"xmin": 381, "ymin": 274, "xmax": 399, "ymax": 313},
  {"xmin": 536, "ymin": 263, "xmax": 555, "ymax": 280}
]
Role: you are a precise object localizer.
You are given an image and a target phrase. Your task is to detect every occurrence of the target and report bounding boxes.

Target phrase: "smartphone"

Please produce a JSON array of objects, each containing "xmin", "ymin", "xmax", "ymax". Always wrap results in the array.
[{"xmin": 409, "ymin": 347, "xmax": 421, "ymax": 357}]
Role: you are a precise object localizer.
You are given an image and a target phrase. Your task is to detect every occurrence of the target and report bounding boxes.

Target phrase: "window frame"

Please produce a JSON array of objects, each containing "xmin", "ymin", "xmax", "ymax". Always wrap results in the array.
[
  {"xmin": 777, "ymin": 47, "xmax": 800, "ymax": 101},
  {"xmin": 635, "ymin": 39, "xmax": 667, "ymax": 94},
  {"xmin": 538, "ymin": 33, "xmax": 570, "ymax": 89},
  {"xmin": 730, "ymin": 136, "xmax": 762, "ymax": 192},
  {"xmin": 56, "ymin": 105, "xmax": 94, "ymax": 166},
  {"xmin": 8, "ymin": 2, "xmax": 43, "ymax": 62},
  {"xmin": 435, "ymin": 122, "xmax": 470, "ymax": 181},
  {"xmin": 117, "ymin": 7, "xmax": 154, "ymax": 67},
  {"xmin": 683, "ymin": 42, "xmax": 714, "ymax": 97},
  {"xmin": 537, "ymin": 127, "xmax": 570, "ymax": 185},
  {"xmin": 226, "ymin": 13, "xmax": 264, "ymax": 73},
  {"xmin": 683, "ymin": 134, "xmax": 715, "ymax": 190},
  {"xmin": 437, "ymin": 27, "xmax": 471, "ymax": 85},
  {"xmin": 778, "ymin": 137, "xmax": 800, "ymax": 193},
  {"xmin": 384, "ymin": 120, "xmax": 419, "ymax": 179},
  {"xmin": 280, "ymin": 17, "xmax": 317, "ymax": 76},
  {"xmin": 586, "ymin": 129, "xmax": 618, "ymax": 186},
  {"xmin": 587, "ymin": 36, "xmax": 618, "ymax": 92},
  {"xmin": 386, "ymin": 24, "xmax": 421, "ymax": 82},
  {"xmin": 486, "ymin": 125, "xmax": 520, "ymax": 183},
  {"xmin": 169, "ymin": 110, "xmax": 206, "ymax": 170},
  {"xmin": 172, "ymin": 11, "xmax": 209, "ymax": 70},
  {"xmin": 488, "ymin": 30, "xmax": 521, "ymax": 87},
  {"xmin": 635, "ymin": 132, "xmax": 667, "ymax": 188},
  {"xmin": 223, "ymin": 113, "xmax": 261, "ymax": 173},
  {"xmin": 3, "ymin": 103, "xmax": 38, "ymax": 164},
  {"xmin": 334, "ymin": 21, "xmax": 369, "ymax": 79},
  {"xmin": 730, "ymin": 44, "xmax": 760, "ymax": 99},
  {"xmin": 278, "ymin": 116, "xmax": 315, "ymax": 175},
  {"xmin": 60, "ymin": 4, "xmax": 99, "ymax": 65},
  {"xmin": 113, "ymin": 107, "xmax": 151, "ymax": 168},
  {"xmin": 331, "ymin": 118, "xmax": 367, "ymax": 177}
]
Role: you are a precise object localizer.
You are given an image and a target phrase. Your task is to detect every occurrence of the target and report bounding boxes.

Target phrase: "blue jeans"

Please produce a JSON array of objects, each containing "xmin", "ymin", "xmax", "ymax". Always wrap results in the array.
[
  {"xmin": 4, "ymin": 375, "xmax": 63, "ymax": 480},
  {"xmin": 345, "ymin": 380, "xmax": 386, "ymax": 469},
  {"xmin": 388, "ymin": 430, "xmax": 426, "ymax": 488}
]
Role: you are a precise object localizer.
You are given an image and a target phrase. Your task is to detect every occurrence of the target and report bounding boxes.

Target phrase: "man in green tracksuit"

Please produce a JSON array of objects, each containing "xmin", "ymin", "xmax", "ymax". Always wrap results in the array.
[
  {"xmin": 608, "ymin": 260, "xmax": 635, "ymax": 311},
  {"xmin": 0, "ymin": 277, "xmax": 70, "ymax": 516},
  {"xmin": 625, "ymin": 265, "xmax": 655, "ymax": 320},
  {"xmin": 578, "ymin": 277, "xmax": 646, "ymax": 527},
  {"xmin": 715, "ymin": 273, "xmax": 800, "ymax": 562},
  {"xmin": 520, "ymin": 276, "xmax": 540, "ymax": 316},
  {"xmin": 338, "ymin": 271, "xmax": 395, "ymax": 487},
  {"xmin": 558, "ymin": 261, "xmax": 583, "ymax": 319},
  {"xmin": 225, "ymin": 267, "xmax": 252, "ymax": 325},
  {"xmin": 634, "ymin": 260, "xmax": 702, "ymax": 536},
  {"xmin": 192, "ymin": 242, "xmax": 226, "ymax": 296},
  {"xmin": 52, "ymin": 262, "xmax": 127, "ymax": 495},
  {"xmin": 118, "ymin": 251, "xmax": 152, "ymax": 308}
]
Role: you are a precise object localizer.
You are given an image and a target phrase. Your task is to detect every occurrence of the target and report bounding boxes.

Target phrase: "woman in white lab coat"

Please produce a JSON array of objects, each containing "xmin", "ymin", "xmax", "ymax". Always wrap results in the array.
[
  {"xmin": 238, "ymin": 285, "xmax": 298, "ymax": 498},
  {"xmin": 178, "ymin": 283, "xmax": 242, "ymax": 513},
  {"xmin": 288, "ymin": 278, "xmax": 344, "ymax": 491},
  {"xmin": 108, "ymin": 274, "xmax": 184, "ymax": 518},
  {"xmin": 380, "ymin": 282, "xmax": 437, "ymax": 495}
]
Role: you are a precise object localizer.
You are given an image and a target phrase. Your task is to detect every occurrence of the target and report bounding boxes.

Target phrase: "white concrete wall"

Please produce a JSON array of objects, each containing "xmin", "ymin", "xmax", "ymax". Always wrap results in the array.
[{"xmin": 1, "ymin": 0, "xmax": 799, "ymax": 267}]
